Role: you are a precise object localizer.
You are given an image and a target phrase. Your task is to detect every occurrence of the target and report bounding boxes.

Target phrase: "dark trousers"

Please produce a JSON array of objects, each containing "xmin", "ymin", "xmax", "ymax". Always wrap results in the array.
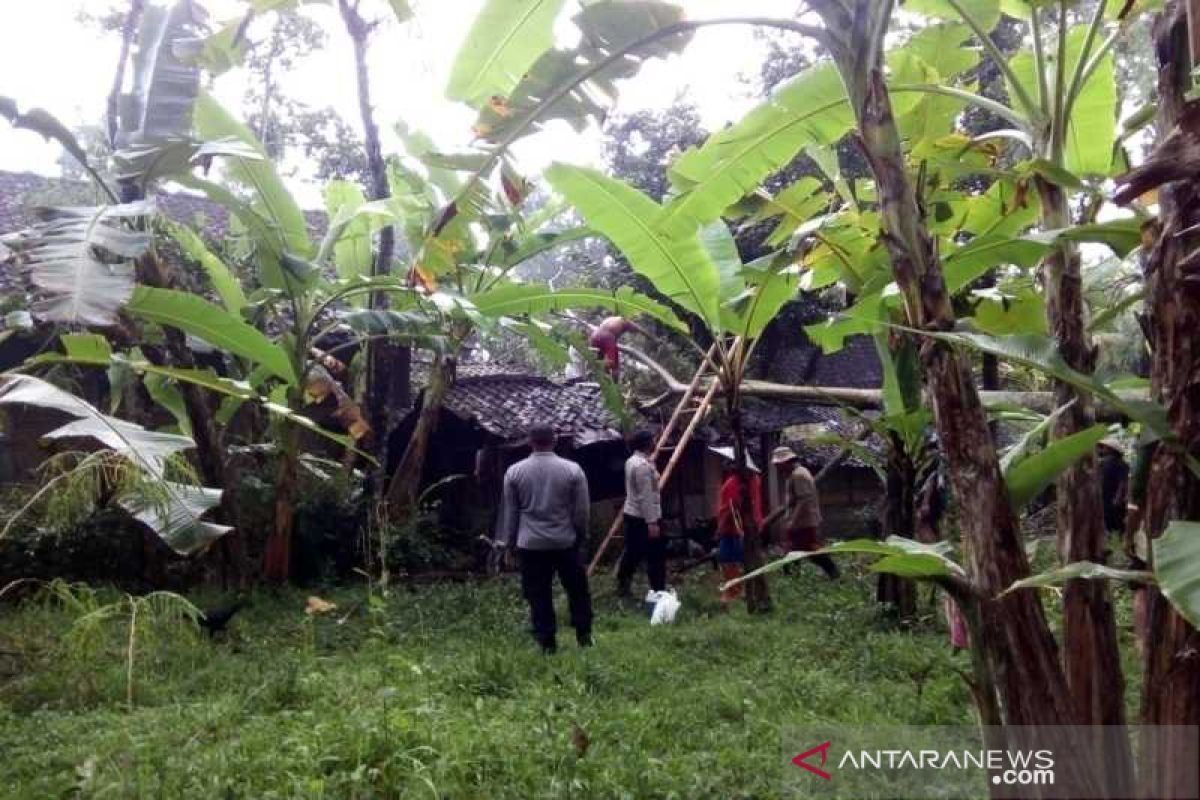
[
  {"xmin": 787, "ymin": 525, "xmax": 839, "ymax": 580},
  {"xmin": 518, "ymin": 546, "xmax": 593, "ymax": 650},
  {"xmin": 617, "ymin": 514, "xmax": 667, "ymax": 593}
]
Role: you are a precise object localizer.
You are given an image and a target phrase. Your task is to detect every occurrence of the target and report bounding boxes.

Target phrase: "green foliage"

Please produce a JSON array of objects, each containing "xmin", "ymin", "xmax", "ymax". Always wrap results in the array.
[
  {"xmin": 446, "ymin": 0, "xmax": 567, "ymax": 108},
  {"xmin": 1009, "ymin": 25, "xmax": 1118, "ymax": 175},
  {"xmin": 1004, "ymin": 561, "xmax": 1153, "ymax": 595},
  {"xmin": 323, "ymin": 180, "xmax": 373, "ymax": 289},
  {"xmin": 164, "ymin": 222, "xmax": 247, "ymax": 314},
  {"xmin": 470, "ymin": 284, "xmax": 688, "ymax": 333},
  {"xmin": 1004, "ymin": 424, "xmax": 1107, "ymax": 510},
  {"xmin": 0, "ymin": 375, "xmax": 229, "ymax": 554},
  {"xmin": 546, "ymin": 163, "xmax": 724, "ymax": 327},
  {"xmin": 1152, "ymin": 521, "xmax": 1200, "ymax": 630},
  {"xmin": 193, "ymin": 90, "xmax": 313, "ymax": 287},
  {"xmin": 0, "ymin": 575, "xmax": 979, "ymax": 797},
  {"xmin": 469, "ymin": 1, "xmax": 691, "ymax": 143},
  {"xmin": 906, "ymin": 0, "xmax": 1001, "ymax": 31},
  {"xmin": 728, "ymin": 537, "xmax": 967, "ymax": 590},
  {"xmin": 125, "ymin": 287, "xmax": 297, "ymax": 385},
  {"xmin": 658, "ymin": 62, "xmax": 852, "ymax": 237}
]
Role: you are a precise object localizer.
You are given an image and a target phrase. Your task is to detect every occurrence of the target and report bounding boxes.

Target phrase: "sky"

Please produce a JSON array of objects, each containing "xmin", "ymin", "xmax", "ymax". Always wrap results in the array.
[{"xmin": 0, "ymin": 0, "xmax": 807, "ymax": 206}]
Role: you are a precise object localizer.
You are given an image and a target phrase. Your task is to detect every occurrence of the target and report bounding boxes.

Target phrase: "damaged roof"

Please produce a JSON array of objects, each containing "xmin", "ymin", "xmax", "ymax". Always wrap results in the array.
[{"xmin": 437, "ymin": 371, "xmax": 623, "ymax": 445}]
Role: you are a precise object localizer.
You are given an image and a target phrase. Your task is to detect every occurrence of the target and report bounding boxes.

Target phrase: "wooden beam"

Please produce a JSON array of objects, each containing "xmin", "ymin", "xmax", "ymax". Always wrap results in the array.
[{"xmin": 618, "ymin": 343, "xmax": 1146, "ymax": 421}]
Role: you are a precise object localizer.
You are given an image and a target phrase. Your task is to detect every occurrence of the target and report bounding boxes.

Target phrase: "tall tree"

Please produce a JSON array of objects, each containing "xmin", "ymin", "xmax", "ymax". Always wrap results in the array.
[
  {"xmin": 244, "ymin": 11, "xmax": 370, "ymax": 184},
  {"xmin": 1113, "ymin": 3, "xmax": 1200, "ymax": 795},
  {"xmin": 336, "ymin": 0, "xmax": 411, "ymax": 497}
]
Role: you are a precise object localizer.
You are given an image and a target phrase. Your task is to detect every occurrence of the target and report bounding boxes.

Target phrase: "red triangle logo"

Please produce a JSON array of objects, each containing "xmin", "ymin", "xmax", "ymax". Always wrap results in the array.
[{"xmin": 792, "ymin": 741, "xmax": 833, "ymax": 780}]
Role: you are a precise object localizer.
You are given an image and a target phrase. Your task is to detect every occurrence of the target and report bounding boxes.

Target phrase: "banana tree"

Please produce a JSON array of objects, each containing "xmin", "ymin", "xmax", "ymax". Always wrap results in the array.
[
  {"xmin": 4, "ymin": 7, "xmax": 404, "ymax": 582},
  {"xmin": 1110, "ymin": 4, "xmax": 1200, "ymax": 793},
  {"xmin": 766, "ymin": 5, "xmax": 1100, "ymax": 787},
  {"xmin": 378, "ymin": 0, "xmax": 707, "ymax": 514},
  {"xmin": 366, "ymin": 146, "xmax": 687, "ymax": 512},
  {"xmin": 0, "ymin": 373, "xmax": 230, "ymax": 555},
  {"xmin": 895, "ymin": 0, "xmax": 1157, "ymax": 762}
]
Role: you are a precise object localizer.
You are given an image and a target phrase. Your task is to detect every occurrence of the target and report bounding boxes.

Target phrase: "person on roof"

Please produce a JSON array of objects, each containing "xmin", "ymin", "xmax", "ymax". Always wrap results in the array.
[{"xmin": 589, "ymin": 316, "xmax": 651, "ymax": 379}]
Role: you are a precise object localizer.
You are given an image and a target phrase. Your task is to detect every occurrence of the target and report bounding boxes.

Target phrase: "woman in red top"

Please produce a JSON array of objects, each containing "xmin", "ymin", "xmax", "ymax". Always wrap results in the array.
[{"xmin": 714, "ymin": 453, "xmax": 763, "ymax": 609}]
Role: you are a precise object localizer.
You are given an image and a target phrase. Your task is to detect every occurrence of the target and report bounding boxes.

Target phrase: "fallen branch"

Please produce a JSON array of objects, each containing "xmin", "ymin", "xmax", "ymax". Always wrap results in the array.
[{"xmin": 616, "ymin": 343, "xmax": 1144, "ymax": 421}]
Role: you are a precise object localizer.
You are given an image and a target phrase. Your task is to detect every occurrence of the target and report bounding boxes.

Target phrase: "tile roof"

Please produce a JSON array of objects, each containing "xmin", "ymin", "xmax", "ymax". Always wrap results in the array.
[
  {"xmin": 760, "ymin": 334, "xmax": 883, "ymax": 389},
  {"xmin": 438, "ymin": 374, "xmax": 624, "ymax": 445}
]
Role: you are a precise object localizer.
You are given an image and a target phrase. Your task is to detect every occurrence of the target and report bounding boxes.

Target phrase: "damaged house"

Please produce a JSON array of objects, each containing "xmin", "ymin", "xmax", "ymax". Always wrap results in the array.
[{"xmin": 391, "ymin": 327, "xmax": 888, "ymax": 549}]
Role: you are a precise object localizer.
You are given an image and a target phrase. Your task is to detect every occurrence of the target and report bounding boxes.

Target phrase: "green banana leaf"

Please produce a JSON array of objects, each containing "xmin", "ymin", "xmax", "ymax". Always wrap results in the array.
[
  {"xmin": 125, "ymin": 287, "xmax": 297, "ymax": 385},
  {"xmin": 469, "ymin": 284, "xmax": 688, "ymax": 333},
  {"xmin": 546, "ymin": 163, "xmax": 722, "ymax": 329},
  {"xmin": 445, "ymin": 0, "xmax": 566, "ymax": 108},
  {"xmin": 1153, "ymin": 521, "xmax": 1200, "ymax": 630}
]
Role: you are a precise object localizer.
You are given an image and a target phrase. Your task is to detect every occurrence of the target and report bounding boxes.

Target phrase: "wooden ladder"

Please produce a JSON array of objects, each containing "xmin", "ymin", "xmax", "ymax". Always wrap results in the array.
[{"xmin": 586, "ymin": 346, "xmax": 720, "ymax": 576}]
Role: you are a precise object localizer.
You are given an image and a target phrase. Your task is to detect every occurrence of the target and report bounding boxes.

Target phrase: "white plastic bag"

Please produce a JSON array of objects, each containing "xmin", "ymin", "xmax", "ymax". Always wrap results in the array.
[{"xmin": 647, "ymin": 589, "xmax": 681, "ymax": 625}]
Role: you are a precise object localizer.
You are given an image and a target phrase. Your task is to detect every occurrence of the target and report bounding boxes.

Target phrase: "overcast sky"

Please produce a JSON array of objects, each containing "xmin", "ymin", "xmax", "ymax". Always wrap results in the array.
[{"xmin": 0, "ymin": 0, "xmax": 806, "ymax": 206}]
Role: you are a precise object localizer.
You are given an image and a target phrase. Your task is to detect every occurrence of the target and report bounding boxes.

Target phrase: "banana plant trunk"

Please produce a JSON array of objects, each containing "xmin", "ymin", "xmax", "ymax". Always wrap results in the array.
[
  {"xmin": 263, "ymin": 422, "xmax": 300, "ymax": 583},
  {"xmin": 1128, "ymin": 6, "xmax": 1200, "ymax": 796},
  {"xmin": 127, "ymin": 194, "xmax": 247, "ymax": 585},
  {"xmin": 1035, "ymin": 174, "xmax": 1132, "ymax": 788},
  {"xmin": 807, "ymin": 10, "xmax": 1099, "ymax": 790},
  {"xmin": 385, "ymin": 353, "xmax": 456, "ymax": 512},
  {"xmin": 877, "ymin": 433, "xmax": 917, "ymax": 620}
]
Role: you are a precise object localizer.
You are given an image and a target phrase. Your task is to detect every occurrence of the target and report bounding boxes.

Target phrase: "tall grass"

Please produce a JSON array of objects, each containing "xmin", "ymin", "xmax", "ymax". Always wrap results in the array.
[{"xmin": 0, "ymin": 565, "xmax": 1137, "ymax": 798}]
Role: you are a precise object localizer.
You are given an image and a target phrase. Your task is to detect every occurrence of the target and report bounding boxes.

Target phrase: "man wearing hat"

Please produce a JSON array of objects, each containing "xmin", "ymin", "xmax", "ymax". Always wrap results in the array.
[{"xmin": 768, "ymin": 446, "xmax": 839, "ymax": 579}]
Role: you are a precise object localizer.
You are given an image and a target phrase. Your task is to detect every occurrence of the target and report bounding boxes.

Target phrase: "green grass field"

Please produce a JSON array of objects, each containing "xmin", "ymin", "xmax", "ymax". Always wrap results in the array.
[{"xmin": 0, "ymin": 562, "xmax": 1136, "ymax": 799}]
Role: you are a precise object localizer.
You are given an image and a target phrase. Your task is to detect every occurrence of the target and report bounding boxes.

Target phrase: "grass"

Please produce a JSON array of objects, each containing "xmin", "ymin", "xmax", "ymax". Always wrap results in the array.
[{"xmin": 0, "ymin": 561, "xmax": 1139, "ymax": 799}]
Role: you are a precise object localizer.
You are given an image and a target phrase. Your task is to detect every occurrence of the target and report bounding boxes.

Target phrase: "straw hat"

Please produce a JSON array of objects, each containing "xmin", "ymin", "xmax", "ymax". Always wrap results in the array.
[{"xmin": 771, "ymin": 446, "xmax": 800, "ymax": 465}]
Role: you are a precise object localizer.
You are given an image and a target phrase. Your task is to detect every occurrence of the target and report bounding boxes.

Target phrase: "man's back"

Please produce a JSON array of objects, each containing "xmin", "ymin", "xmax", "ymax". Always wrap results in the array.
[
  {"xmin": 786, "ymin": 465, "xmax": 822, "ymax": 529},
  {"xmin": 498, "ymin": 452, "xmax": 590, "ymax": 550}
]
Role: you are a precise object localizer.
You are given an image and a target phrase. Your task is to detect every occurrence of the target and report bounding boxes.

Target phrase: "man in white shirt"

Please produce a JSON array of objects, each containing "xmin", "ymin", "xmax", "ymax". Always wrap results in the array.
[{"xmin": 616, "ymin": 429, "xmax": 665, "ymax": 597}]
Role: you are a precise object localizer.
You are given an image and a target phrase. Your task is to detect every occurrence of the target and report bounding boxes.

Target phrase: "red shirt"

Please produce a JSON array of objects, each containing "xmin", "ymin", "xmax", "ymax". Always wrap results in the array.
[{"xmin": 717, "ymin": 473, "xmax": 764, "ymax": 537}]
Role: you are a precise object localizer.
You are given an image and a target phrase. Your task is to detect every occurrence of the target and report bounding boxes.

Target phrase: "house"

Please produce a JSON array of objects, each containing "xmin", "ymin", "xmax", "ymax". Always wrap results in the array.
[{"xmin": 391, "ymin": 329, "xmax": 889, "ymax": 550}]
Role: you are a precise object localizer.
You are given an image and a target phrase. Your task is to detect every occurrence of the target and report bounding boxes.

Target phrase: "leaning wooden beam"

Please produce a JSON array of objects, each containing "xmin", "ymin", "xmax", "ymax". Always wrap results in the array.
[{"xmin": 617, "ymin": 343, "xmax": 1145, "ymax": 421}]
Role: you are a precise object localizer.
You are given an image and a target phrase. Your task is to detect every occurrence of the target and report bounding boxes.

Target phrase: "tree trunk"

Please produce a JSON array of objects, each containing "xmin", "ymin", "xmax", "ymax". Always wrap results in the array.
[
  {"xmin": 263, "ymin": 423, "xmax": 300, "ymax": 583},
  {"xmin": 1126, "ymin": 6, "xmax": 1200, "ymax": 796},
  {"xmin": 877, "ymin": 433, "xmax": 917, "ymax": 620},
  {"xmin": 1035, "ymin": 174, "xmax": 1133, "ymax": 788},
  {"xmin": 105, "ymin": 0, "xmax": 143, "ymax": 150},
  {"xmin": 807, "ymin": 11, "xmax": 1098, "ymax": 791},
  {"xmin": 339, "ymin": 0, "xmax": 411, "ymax": 492},
  {"xmin": 385, "ymin": 354, "xmax": 454, "ymax": 510}
]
